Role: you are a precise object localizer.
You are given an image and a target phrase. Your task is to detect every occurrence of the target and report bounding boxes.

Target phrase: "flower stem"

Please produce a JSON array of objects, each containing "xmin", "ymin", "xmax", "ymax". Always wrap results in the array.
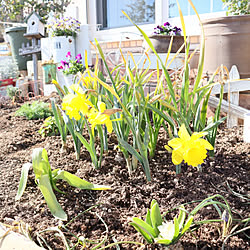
[{"xmin": 176, "ymin": 164, "xmax": 181, "ymax": 174}]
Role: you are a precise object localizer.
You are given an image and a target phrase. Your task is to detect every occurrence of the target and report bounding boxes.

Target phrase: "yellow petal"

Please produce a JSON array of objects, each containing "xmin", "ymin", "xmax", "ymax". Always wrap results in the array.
[
  {"xmin": 105, "ymin": 119, "xmax": 113, "ymax": 133},
  {"xmin": 98, "ymin": 102, "xmax": 106, "ymax": 113},
  {"xmin": 191, "ymin": 131, "xmax": 208, "ymax": 140},
  {"xmin": 199, "ymin": 139, "xmax": 214, "ymax": 150},
  {"xmin": 70, "ymin": 84, "xmax": 85, "ymax": 94},
  {"xmin": 164, "ymin": 145, "xmax": 173, "ymax": 153},
  {"xmin": 172, "ymin": 149, "xmax": 184, "ymax": 165},
  {"xmin": 178, "ymin": 124, "xmax": 190, "ymax": 141},
  {"xmin": 168, "ymin": 138, "xmax": 183, "ymax": 149}
]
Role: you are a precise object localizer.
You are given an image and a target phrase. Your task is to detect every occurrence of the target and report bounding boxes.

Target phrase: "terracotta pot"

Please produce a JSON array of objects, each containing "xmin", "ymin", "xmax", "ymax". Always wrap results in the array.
[
  {"xmin": 142, "ymin": 35, "xmax": 185, "ymax": 53},
  {"xmin": 202, "ymin": 15, "xmax": 250, "ymax": 79}
]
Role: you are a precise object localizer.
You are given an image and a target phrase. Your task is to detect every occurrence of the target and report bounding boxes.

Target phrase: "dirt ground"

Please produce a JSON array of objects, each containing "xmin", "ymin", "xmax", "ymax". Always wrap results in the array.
[{"xmin": 0, "ymin": 98, "xmax": 249, "ymax": 249}]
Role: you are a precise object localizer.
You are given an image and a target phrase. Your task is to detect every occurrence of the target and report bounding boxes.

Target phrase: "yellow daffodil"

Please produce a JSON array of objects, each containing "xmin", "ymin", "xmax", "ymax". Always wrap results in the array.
[
  {"xmin": 88, "ymin": 102, "xmax": 121, "ymax": 134},
  {"xmin": 62, "ymin": 85, "xmax": 92, "ymax": 120},
  {"xmin": 165, "ymin": 124, "xmax": 213, "ymax": 167}
]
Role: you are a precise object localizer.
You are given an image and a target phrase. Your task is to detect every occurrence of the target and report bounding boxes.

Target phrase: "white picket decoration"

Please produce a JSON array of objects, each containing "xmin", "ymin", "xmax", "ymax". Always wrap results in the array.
[{"xmin": 208, "ymin": 65, "xmax": 250, "ymax": 129}]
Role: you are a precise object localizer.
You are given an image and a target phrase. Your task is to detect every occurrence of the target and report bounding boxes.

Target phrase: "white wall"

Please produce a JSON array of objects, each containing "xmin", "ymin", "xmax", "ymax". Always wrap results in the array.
[
  {"xmin": 65, "ymin": 0, "xmax": 90, "ymax": 63},
  {"xmin": 70, "ymin": 0, "xmax": 226, "ymax": 43}
]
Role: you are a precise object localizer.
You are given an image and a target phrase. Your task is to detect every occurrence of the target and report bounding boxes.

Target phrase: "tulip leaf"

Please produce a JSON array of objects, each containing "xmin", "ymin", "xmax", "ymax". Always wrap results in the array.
[
  {"xmin": 181, "ymin": 216, "xmax": 194, "ymax": 235},
  {"xmin": 150, "ymin": 202, "xmax": 163, "ymax": 235},
  {"xmin": 177, "ymin": 205, "xmax": 186, "ymax": 230},
  {"xmin": 15, "ymin": 163, "xmax": 32, "ymax": 201},
  {"xmin": 38, "ymin": 174, "xmax": 67, "ymax": 221},
  {"xmin": 173, "ymin": 217, "xmax": 180, "ymax": 240},
  {"xmin": 145, "ymin": 209, "xmax": 152, "ymax": 227},
  {"xmin": 130, "ymin": 222, "xmax": 154, "ymax": 244},
  {"xmin": 155, "ymin": 238, "xmax": 172, "ymax": 245},
  {"xmin": 32, "ymin": 148, "xmax": 52, "ymax": 180},
  {"xmin": 53, "ymin": 170, "xmax": 110, "ymax": 190},
  {"xmin": 131, "ymin": 217, "xmax": 158, "ymax": 238}
]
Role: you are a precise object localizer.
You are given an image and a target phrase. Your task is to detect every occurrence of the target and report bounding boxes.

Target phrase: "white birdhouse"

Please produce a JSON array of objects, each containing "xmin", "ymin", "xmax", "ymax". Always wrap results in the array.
[{"xmin": 24, "ymin": 12, "xmax": 45, "ymax": 39}]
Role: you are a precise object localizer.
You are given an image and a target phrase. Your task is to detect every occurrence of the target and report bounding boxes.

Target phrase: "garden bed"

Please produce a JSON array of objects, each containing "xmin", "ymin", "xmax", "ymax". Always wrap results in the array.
[{"xmin": 0, "ymin": 98, "xmax": 249, "ymax": 249}]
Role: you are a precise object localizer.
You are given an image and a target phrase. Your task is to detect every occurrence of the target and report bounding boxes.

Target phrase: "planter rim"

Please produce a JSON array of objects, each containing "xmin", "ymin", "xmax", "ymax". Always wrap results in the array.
[
  {"xmin": 148, "ymin": 34, "xmax": 184, "ymax": 39},
  {"xmin": 202, "ymin": 14, "xmax": 250, "ymax": 25},
  {"xmin": 5, "ymin": 26, "xmax": 27, "ymax": 33}
]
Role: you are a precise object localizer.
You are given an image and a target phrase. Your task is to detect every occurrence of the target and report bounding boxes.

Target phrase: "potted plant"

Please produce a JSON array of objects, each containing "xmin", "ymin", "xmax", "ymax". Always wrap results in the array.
[
  {"xmin": 142, "ymin": 22, "xmax": 184, "ymax": 53},
  {"xmin": 2, "ymin": 0, "xmax": 71, "ymax": 71},
  {"xmin": 46, "ymin": 17, "xmax": 81, "ymax": 63},
  {"xmin": 202, "ymin": 0, "xmax": 250, "ymax": 79},
  {"xmin": 57, "ymin": 51, "xmax": 85, "ymax": 89}
]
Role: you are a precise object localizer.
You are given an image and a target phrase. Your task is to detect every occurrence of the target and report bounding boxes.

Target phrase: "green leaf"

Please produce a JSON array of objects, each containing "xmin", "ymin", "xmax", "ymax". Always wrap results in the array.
[
  {"xmin": 15, "ymin": 163, "xmax": 32, "ymax": 201},
  {"xmin": 173, "ymin": 217, "xmax": 180, "ymax": 240},
  {"xmin": 32, "ymin": 148, "xmax": 52, "ymax": 180},
  {"xmin": 38, "ymin": 174, "xmax": 67, "ymax": 221},
  {"xmin": 131, "ymin": 217, "xmax": 157, "ymax": 238},
  {"xmin": 181, "ymin": 216, "xmax": 194, "ymax": 235},
  {"xmin": 51, "ymin": 100, "xmax": 67, "ymax": 142},
  {"xmin": 145, "ymin": 209, "xmax": 152, "ymax": 227},
  {"xmin": 150, "ymin": 202, "xmax": 163, "ymax": 235},
  {"xmin": 118, "ymin": 137, "xmax": 143, "ymax": 164},
  {"xmin": 155, "ymin": 238, "xmax": 172, "ymax": 245},
  {"xmin": 202, "ymin": 117, "xmax": 226, "ymax": 132},
  {"xmin": 53, "ymin": 170, "xmax": 110, "ymax": 190},
  {"xmin": 177, "ymin": 205, "xmax": 186, "ymax": 230},
  {"xmin": 130, "ymin": 222, "xmax": 154, "ymax": 244}
]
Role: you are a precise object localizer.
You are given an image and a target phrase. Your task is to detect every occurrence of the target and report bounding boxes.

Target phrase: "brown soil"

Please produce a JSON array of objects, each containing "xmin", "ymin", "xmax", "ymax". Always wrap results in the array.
[{"xmin": 0, "ymin": 98, "xmax": 249, "ymax": 250}]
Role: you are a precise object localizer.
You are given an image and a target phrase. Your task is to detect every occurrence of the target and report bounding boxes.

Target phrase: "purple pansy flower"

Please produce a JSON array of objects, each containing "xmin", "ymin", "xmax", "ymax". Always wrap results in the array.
[
  {"xmin": 164, "ymin": 22, "xmax": 170, "ymax": 26},
  {"xmin": 75, "ymin": 53, "xmax": 82, "ymax": 63},
  {"xmin": 60, "ymin": 60, "xmax": 69, "ymax": 67}
]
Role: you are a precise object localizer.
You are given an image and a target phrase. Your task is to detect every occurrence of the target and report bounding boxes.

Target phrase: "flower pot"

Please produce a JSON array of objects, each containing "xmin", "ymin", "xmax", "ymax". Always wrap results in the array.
[
  {"xmin": 202, "ymin": 15, "xmax": 250, "ymax": 79},
  {"xmin": 63, "ymin": 74, "xmax": 75, "ymax": 90},
  {"xmin": 5, "ymin": 26, "xmax": 31, "ymax": 71},
  {"xmin": 52, "ymin": 36, "xmax": 75, "ymax": 63},
  {"xmin": 42, "ymin": 63, "xmax": 57, "ymax": 84},
  {"xmin": 142, "ymin": 35, "xmax": 185, "ymax": 53}
]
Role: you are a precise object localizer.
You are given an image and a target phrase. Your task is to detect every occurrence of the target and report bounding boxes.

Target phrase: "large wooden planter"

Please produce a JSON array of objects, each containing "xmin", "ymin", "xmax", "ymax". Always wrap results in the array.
[
  {"xmin": 142, "ymin": 35, "xmax": 185, "ymax": 53},
  {"xmin": 202, "ymin": 15, "xmax": 250, "ymax": 79}
]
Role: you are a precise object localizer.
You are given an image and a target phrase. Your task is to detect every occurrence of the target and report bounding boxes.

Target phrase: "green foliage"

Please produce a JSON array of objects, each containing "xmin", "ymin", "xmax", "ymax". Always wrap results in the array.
[
  {"xmin": 131, "ymin": 194, "xmax": 236, "ymax": 246},
  {"xmin": 130, "ymin": 200, "xmax": 193, "ymax": 245},
  {"xmin": 63, "ymin": 59, "xmax": 86, "ymax": 76},
  {"xmin": 221, "ymin": 0, "xmax": 250, "ymax": 15},
  {"xmin": 51, "ymin": 100, "xmax": 68, "ymax": 152},
  {"xmin": 0, "ymin": 0, "xmax": 71, "ymax": 23},
  {"xmin": 16, "ymin": 148, "xmax": 110, "ymax": 220},
  {"xmin": 38, "ymin": 116, "xmax": 59, "ymax": 138},
  {"xmin": 15, "ymin": 101, "xmax": 53, "ymax": 120},
  {"xmin": 6, "ymin": 85, "xmax": 22, "ymax": 100}
]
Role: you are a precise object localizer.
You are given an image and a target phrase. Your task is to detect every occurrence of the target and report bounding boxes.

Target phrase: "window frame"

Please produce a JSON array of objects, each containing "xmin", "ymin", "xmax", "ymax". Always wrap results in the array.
[{"xmin": 96, "ymin": 0, "xmax": 156, "ymax": 30}]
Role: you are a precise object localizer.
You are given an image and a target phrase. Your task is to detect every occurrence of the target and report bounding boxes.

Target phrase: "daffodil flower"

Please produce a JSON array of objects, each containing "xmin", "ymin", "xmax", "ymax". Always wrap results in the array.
[
  {"xmin": 88, "ymin": 102, "xmax": 121, "ymax": 134},
  {"xmin": 62, "ymin": 85, "xmax": 92, "ymax": 120},
  {"xmin": 165, "ymin": 124, "xmax": 213, "ymax": 167}
]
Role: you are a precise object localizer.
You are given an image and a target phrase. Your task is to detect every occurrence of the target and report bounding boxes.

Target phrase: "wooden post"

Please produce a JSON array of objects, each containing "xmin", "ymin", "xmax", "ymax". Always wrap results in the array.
[
  {"xmin": 227, "ymin": 65, "xmax": 240, "ymax": 128},
  {"xmin": 32, "ymin": 37, "xmax": 39, "ymax": 96}
]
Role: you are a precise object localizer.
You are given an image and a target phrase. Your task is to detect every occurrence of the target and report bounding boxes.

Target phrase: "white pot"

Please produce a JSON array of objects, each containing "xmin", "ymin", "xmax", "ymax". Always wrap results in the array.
[
  {"xmin": 52, "ymin": 36, "xmax": 75, "ymax": 63},
  {"xmin": 243, "ymin": 112, "xmax": 250, "ymax": 143},
  {"xmin": 63, "ymin": 74, "xmax": 75, "ymax": 90}
]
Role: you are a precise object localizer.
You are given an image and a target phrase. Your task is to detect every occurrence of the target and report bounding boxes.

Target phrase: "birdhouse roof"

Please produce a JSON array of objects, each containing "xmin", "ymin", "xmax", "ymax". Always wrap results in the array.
[{"xmin": 25, "ymin": 12, "xmax": 45, "ymax": 24}]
